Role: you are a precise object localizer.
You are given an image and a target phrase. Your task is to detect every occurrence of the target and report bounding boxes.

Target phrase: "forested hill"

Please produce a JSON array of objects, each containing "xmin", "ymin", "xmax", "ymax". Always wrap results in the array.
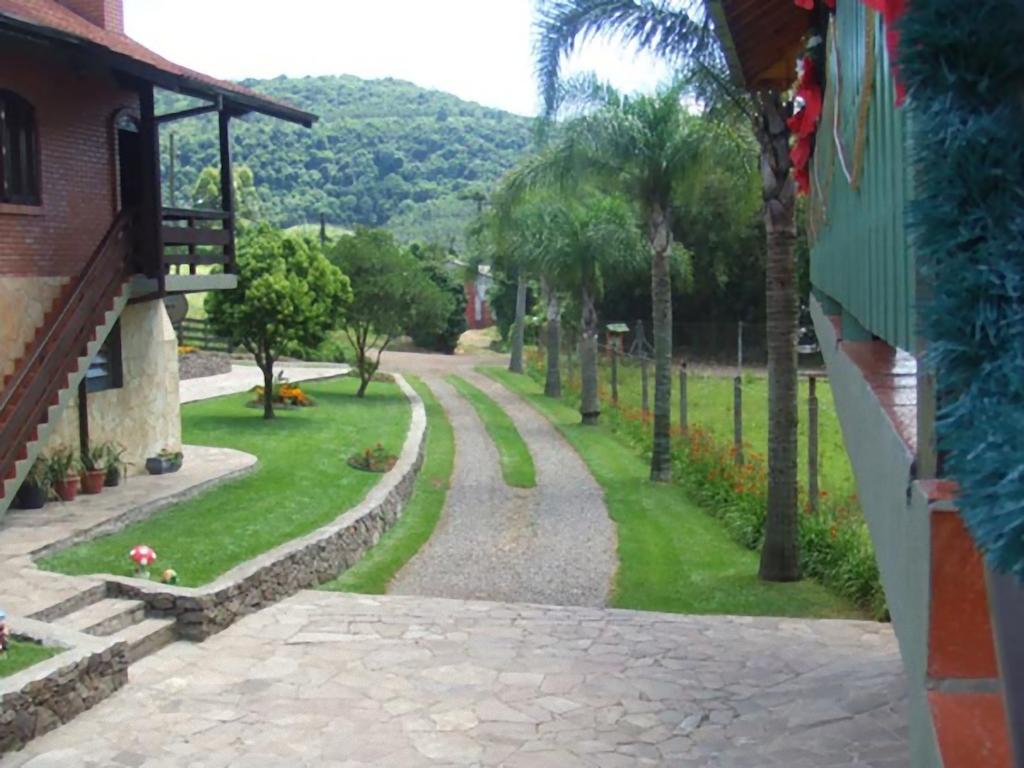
[{"xmin": 158, "ymin": 75, "xmax": 535, "ymax": 245}]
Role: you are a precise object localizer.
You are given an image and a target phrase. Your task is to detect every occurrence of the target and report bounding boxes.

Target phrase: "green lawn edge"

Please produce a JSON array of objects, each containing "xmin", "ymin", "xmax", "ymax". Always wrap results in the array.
[
  {"xmin": 321, "ymin": 376, "xmax": 454, "ymax": 594},
  {"xmin": 447, "ymin": 374, "xmax": 536, "ymax": 489},
  {"xmin": 482, "ymin": 367, "xmax": 862, "ymax": 619},
  {"xmin": 38, "ymin": 377, "xmax": 410, "ymax": 587},
  {"xmin": 0, "ymin": 640, "xmax": 59, "ymax": 679}
]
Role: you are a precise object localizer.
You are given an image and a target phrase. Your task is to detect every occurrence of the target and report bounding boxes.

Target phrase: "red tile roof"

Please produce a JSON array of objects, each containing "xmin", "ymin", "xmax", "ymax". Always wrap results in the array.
[{"xmin": 0, "ymin": 0, "xmax": 316, "ymax": 125}]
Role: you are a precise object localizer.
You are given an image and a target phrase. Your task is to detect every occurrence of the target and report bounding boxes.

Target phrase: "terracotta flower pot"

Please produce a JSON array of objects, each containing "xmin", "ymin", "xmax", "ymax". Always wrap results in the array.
[
  {"xmin": 80, "ymin": 469, "xmax": 106, "ymax": 495},
  {"xmin": 54, "ymin": 474, "xmax": 80, "ymax": 502}
]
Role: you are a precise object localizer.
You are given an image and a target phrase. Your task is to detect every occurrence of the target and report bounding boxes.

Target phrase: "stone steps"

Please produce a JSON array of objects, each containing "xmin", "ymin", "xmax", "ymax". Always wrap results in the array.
[
  {"xmin": 54, "ymin": 597, "xmax": 146, "ymax": 637},
  {"xmin": 47, "ymin": 591, "xmax": 178, "ymax": 666},
  {"xmin": 112, "ymin": 617, "xmax": 177, "ymax": 663}
]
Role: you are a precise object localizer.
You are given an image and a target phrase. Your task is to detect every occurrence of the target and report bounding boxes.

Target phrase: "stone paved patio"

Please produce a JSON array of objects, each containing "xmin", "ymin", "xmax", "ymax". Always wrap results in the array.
[{"xmin": 2, "ymin": 591, "xmax": 908, "ymax": 767}]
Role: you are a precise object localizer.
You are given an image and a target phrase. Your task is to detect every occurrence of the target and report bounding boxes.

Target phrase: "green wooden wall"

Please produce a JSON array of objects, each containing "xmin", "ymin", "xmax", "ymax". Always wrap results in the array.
[{"xmin": 809, "ymin": 3, "xmax": 915, "ymax": 352}]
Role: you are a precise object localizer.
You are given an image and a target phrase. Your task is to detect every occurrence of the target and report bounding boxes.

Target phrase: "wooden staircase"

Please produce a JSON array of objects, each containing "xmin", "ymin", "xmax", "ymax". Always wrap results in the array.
[{"xmin": 0, "ymin": 212, "xmax": 135, "ymax": 517}]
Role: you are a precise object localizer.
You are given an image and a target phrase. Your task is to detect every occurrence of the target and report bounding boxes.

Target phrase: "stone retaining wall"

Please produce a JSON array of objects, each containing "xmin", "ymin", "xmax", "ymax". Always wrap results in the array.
[
  {"xmin": 106, "ymin": 374, "xmax": 426, "ymax": 640},
  {"xmin": 0, "ymin": 619, "xmax": 128, "ymax": 753}
]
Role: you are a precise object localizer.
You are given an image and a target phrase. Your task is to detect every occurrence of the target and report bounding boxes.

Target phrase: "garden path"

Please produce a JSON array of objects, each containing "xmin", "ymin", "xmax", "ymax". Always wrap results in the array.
[{"xmin": 386, "ymin": 354, "xmax": 616, "ymax": 606}]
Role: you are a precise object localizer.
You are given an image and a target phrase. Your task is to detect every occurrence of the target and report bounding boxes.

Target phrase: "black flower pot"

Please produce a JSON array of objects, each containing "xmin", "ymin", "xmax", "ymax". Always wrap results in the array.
[
  {"xmin": 145, "ymin": 457, "xmax": 182, "ymax": 475},
  {"xmin": 104, "ymin": 466, "xmax": 121, "ymax": 487},
  {"xmin": 13, "ymin": 483, "xmax": 47, "ymax": 510}
]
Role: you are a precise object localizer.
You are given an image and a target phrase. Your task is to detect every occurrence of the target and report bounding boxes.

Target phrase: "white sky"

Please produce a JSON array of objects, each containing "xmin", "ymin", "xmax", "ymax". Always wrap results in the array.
[{"xmin": 123, "ymin": 0, "xmax": 672, "ymax": 116}]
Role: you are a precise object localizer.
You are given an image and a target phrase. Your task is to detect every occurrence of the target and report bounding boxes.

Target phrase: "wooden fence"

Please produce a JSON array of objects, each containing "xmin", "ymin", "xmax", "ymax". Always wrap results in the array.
[{"xmin": 175, "ymin": 318, "xmax": 234, "ymax": 353}]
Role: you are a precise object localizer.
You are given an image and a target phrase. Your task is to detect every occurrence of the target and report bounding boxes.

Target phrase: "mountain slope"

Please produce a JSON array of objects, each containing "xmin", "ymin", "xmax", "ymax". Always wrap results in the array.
[{"xmin": 158, "ymin": 75, "xmax": 535, "ymax": 245}]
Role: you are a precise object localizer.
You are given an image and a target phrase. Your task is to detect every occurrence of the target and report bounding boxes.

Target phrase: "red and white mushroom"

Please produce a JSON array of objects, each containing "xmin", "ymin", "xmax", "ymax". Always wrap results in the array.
[{"xmin": 129, "ymin": 545, "xmax": 157, "ymax": 569}]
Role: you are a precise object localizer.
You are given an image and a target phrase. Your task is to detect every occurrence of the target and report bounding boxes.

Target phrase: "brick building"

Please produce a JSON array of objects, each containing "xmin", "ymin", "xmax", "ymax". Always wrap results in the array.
[{"xmin": 0, "ymin": 0, "xmax": 315, "ymax": 514}]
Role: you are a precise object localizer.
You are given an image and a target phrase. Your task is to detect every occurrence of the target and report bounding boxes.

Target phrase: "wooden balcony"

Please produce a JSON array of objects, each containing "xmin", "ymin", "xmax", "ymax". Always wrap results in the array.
[{"xmin": 159, "ymin": 207, "xmax": 237, "ymax": 294}]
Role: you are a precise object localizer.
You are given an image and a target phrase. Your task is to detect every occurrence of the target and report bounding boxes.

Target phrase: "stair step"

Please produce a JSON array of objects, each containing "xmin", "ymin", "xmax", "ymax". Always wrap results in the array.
[
  {"xmin": 112, "ymin": 617, "xmax": 177, "ymax": 663},
  {"xmin": 55, "ymin": 598, "xmax": 147, "ymax": 637}
]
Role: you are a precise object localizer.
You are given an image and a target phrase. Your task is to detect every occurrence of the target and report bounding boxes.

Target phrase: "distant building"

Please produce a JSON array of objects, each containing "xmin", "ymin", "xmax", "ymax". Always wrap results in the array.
[{"xmin": 445, "ymin": 258, "xmax": 493, "ymax": 330}]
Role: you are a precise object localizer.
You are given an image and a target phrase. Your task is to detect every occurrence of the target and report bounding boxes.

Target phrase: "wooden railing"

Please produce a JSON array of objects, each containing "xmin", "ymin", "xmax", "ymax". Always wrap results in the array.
[
  {"xmin": 175, "ymin": 317, "xmax": 234, "ymax": 353},
  {"xmin": 161, "ymin": 207, "xmax": 234, "ymax": 276},
  {"xmin": 0, "ymin": 211, "xmax": 133, "ymax": 489}
]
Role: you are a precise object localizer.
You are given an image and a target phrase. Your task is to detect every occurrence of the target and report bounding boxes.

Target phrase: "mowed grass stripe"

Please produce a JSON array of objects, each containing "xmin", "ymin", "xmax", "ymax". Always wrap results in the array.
[
  {"xmin": 321, "ymin": 376, "xmax": 454, "ymax": 594},
  {"xmin": 39, "ymin": 377, "xmax": 410, "ymax": 587},
  {"xmin": 483, "ymin": 367, "xmax": 860, "ymax": 619},
  {"xmin": 447, "ymin": 375, "xmax": 536, "ymax": 489}
]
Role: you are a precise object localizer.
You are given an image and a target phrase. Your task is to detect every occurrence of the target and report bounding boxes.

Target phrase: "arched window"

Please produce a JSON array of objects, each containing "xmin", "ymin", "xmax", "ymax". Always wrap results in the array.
[{"xmin": 0, "ymin": 90, "xmax": 41, "ymax": 205}]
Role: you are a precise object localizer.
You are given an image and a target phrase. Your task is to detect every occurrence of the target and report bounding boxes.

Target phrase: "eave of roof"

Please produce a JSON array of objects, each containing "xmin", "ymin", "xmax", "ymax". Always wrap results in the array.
[
  {"xmin": 0, "ymin": 4, "xmax": 317, "ymax": 127},
  {"xmin": 707, "ymin": 0, "xmax": 811, "ymax": 91}
]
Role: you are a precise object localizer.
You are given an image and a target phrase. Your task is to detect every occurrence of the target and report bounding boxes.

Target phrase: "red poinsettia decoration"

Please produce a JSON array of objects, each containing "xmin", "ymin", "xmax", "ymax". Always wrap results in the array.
[{"xmin": 787, "ymin": 56, "xmax": 823, "ymax": 195}]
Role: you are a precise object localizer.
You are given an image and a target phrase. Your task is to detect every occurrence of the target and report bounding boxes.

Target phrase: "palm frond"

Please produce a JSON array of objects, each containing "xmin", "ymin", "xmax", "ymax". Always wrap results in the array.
[{"xmin": 534, "ymin": 0, "xmax": 716, "ymax": 117}]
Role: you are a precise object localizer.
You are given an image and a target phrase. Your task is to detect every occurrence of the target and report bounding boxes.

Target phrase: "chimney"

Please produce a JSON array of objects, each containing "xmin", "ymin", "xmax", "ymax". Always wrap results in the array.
[{"xmin": 57, "ymin": 0, "xmax": 124, "ymax": 33}]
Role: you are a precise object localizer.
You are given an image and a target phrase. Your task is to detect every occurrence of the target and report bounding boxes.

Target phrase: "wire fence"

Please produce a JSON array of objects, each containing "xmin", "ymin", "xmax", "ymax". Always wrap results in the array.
[{"xmin": 542, "ymin": 334, "xmax": 855, "ymax": 506}]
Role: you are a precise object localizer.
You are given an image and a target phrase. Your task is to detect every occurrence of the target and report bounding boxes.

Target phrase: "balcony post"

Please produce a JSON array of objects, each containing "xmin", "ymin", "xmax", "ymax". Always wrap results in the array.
[
  {"xmin": 218, "ymin": 110, "xmax": 235, "ymax": 274},
  {"xmin": 138, "ymin": 85, "xmax": 164, "ymax": 294}
]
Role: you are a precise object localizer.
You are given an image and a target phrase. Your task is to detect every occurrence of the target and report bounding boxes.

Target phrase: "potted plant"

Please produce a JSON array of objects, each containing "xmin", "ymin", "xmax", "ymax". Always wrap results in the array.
[
  {"xmin": 13, "ymin": 457, "xmax": 50, "ymax": 510},
  {"xmin": 79, "ymin": 445, "xmax": 107, "ymax": 495},
  {"xmin": 145, "ymin": 448, "xmax": 183, "ymax": 475},
  {"xmin": 98, "ymin": 442, "xmax": 129, "ymax": 487},
  {"xmin": 46, "ymin": 446, "xmax": 80, "ymax": 502}
]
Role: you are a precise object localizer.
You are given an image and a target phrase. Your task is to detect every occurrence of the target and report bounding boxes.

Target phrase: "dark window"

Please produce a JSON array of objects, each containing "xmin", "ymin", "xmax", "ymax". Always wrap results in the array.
[
  {"xmin": 86, "ymin": 321, "xmax": 124, "ymax": 393},
  {"xmin": 0, "ymin": 90, "xmax": 40, "ymax": 205}
]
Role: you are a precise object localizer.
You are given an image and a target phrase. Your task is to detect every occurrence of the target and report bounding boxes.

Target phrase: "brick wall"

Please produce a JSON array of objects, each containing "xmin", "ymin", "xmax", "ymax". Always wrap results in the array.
[
  {"xmin": 0, "ymin": 43, "xmax": 137, "ymax": 277},
  {"xmin": 55, "ymin": 0, "xmax": 124, "ymax": 33}
]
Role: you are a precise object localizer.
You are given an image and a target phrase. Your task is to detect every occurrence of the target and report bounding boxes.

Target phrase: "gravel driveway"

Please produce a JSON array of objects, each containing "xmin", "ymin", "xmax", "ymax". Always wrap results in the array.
[{"xmin": 386, "ymin": 355, "xmax": 616, "ymax": 607}]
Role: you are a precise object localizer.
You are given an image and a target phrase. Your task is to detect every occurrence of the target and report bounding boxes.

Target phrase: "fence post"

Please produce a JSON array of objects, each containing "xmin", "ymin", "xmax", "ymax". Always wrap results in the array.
[
  {"xmin": 611, "ymin": 349, "xmax": 619, "ymax": 406},
  {"xmin": 641, "ymin": 356, "xmax": 650, "ymax": 416},
  {"xmin": 678, "ymin": 362, "xmax": 688, "ymax": 437},
  {"xmin": 808, "ymin": 375, "xmax": 820, "ymax": 514},
  {"xmin": 733, "ymin": 375, "xmax": 744, "ymax": 465}
]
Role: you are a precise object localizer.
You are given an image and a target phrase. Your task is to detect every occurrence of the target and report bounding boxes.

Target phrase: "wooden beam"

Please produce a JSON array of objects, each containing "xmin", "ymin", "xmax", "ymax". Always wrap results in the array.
[
  {"xmin": 155, "ymin": 102, "xmax": 218, "ymax": 124},
  {"xmin": 161, "ymin": 226, "xmax": 231, "ymax": 247},
  {"xmin": 138, "ymin": 85, "xmax": 165, "ymax": 294},
  {"xmin": 218, "ymin": 110, "xmax": 236, "ymax": 274}
]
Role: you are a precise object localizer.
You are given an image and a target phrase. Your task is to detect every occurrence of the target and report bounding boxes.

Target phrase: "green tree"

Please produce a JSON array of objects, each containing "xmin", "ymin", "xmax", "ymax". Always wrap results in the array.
[
  {"xmin": 507, "ymin": 87, "xmax": 706, "ymax": 480},
  {"xmin": 206, "ymin": 225, "xmax": 352, "ymax": 419},
  {"xmin": 329, "ymin": 228, "xmax": 452, "ymax": 396},
  {"xmin": 535, "ymin": 194, "xmax": 646, "ymax": 423},
  {"xmin": 535, "ymin": 0, "xmax": 803, "ymax": 581},
  {"xmin": 192, "ymin": 165, "xmax": 264, "ymax": 221},
  {"xmin": 407, "ymin": 243, "xmax": 468, "ymax": 353}
]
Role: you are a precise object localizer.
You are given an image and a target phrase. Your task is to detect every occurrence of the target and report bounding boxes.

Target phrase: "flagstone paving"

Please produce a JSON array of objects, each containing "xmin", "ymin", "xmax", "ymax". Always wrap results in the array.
[{"xmin": 2, "ymin": 591, "xmax": 908, "ymax": 767}]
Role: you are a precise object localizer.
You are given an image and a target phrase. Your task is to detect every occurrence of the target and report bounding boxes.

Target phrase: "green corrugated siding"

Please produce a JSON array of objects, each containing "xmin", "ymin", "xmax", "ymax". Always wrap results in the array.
[{"xmin": 809, "ymin": 4, "xmax": 914, "ymax": 352}]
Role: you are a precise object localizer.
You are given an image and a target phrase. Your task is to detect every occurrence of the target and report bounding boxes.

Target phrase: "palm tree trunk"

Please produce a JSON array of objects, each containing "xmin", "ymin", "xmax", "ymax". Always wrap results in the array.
[
  {"xmin": 648, "ymin": 201, "xmax": 673, "ymax": 482},
  {"xmin": 579, "ymin": 286, "xmax": 600, "ymax": 424},
  {"xmin": 509, "ymin": 272, "xmax": 527, "ymax": 373},
  {"xmin": 756, "ymin": 92, "xmax": 801, "ymax": 582},
  {"xmin": 542, "ymin": 277, "xmax": 562, "ymax": 398}
]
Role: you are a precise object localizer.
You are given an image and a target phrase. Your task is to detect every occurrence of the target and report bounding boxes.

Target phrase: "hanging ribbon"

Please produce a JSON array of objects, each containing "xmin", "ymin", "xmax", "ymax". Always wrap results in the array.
[{"xmin": 861, "ymin": 0, "xmax": 907, "ymax": 103}]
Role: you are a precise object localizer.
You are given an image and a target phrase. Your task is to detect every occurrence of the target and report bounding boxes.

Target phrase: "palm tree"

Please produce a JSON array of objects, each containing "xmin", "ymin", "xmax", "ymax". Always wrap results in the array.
[
  {"xmin": 535, "ymin": 195, "xmax": 646, "ymax": 423},
  {"xmin": 534, "ymin": 0, "xmax": 803, "ymax": 581},
  {"xmin": 540, "ymin": 275, "xmax": 563, "ymax": 397},
  {"xmin": 508, "ymin": 87, "xmax": 705, "ymax": 479}
]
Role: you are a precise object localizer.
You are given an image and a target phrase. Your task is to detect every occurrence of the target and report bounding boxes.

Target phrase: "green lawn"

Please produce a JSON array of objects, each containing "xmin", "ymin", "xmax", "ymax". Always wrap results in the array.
[
  {"xmin": 321, "ymin": 377, "xmax": 454, "ymax": 593},
  {"xmin": 39, "ymin": 377, "xmax": 411, "ymax": 586},
  {"xmin": 574, "ymin": 358, "xmax": 857, "ymax": 502},
  {"xmin": 485, "ymin": 367, "xmax": 860, "ymax": 618},
  {"xmin": 1, "ymin": 640, "xmax": 59, "ymax": 678},
  {"xmin": 448, "ymin": 375, "xmax": 536, "ymax": 489}
]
